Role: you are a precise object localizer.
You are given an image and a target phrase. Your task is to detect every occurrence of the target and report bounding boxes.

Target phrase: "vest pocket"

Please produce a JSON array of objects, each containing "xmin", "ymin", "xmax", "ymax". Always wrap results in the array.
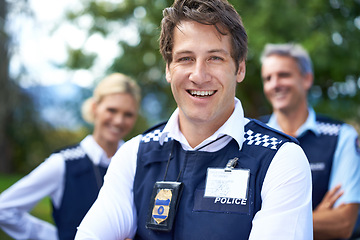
[{"xmin": 193, "ymin": 189, "xmax": 251, "ymax": 215}]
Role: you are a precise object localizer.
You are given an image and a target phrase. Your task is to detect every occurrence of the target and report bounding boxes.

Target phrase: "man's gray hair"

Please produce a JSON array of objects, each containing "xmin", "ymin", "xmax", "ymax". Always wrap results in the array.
[{"xmin": 260, "ymin": 43, "xmax": 313, "ymax": 75}]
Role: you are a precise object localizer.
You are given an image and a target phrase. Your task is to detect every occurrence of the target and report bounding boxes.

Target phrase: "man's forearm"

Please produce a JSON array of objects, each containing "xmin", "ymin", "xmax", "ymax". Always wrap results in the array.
[{"xmin": 313, "ymin": 203, "xmax": 359, "ymax": 240}]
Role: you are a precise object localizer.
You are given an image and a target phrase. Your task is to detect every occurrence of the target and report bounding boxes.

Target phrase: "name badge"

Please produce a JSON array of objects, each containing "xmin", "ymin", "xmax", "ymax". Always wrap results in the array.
[{"xmin": 204, "ymin": 168, "xmax": 250, "ymax": 199}]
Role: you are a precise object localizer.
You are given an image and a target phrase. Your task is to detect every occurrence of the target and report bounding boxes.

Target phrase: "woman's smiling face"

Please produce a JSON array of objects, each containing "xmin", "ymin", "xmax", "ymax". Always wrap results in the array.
[{"xmin": 92, "ymin": 93, "xmax": 138, "ymax": 147}]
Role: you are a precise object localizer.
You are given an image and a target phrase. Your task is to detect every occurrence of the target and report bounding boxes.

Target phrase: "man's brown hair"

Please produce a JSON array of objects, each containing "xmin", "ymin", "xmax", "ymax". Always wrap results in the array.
[{"xmin": 159, "ymin": 0, "xmax": 248, "ymax": 72}]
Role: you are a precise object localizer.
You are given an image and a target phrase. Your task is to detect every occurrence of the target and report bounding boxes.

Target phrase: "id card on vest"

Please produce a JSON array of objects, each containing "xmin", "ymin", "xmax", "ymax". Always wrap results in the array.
[
  {"xmin": 193, "ymin": 167, "xmax": 250, "ymax": 215},
  {"xmin": 204, "ymin": 168, "xmax": 249, "ymax": 199},
  {"xmin": 146, "ymin": 181, "xmax": 183, "ymax": 231}
]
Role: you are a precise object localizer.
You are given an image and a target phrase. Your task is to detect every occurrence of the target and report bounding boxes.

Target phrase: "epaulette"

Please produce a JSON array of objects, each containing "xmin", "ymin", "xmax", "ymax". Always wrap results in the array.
[
  {"xmin": 57, "ymin": 145, "xmax": 86, "ymax": 161},
  {"xmin": 315, "ymin": 115, "xmax": 342, "ymax": 136},
  {"xmin": 250, "ymin": 119, "xmax": 299, "ymax": 144}
]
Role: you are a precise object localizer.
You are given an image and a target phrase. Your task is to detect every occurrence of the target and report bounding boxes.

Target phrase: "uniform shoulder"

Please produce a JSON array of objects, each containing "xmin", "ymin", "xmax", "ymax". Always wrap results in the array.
[
  {"xmin": 315, "ymin": 114, "xmax": 343, "ymax": 136},
  {"xmin": 245, "ymin": 119, "xmax": 299, "ymax": 147},
  {"xmin": 141, "ymin": 121, "xmax": 171, "ymax": 144},
  {"xmin": 54, "ymin": 144, "xmax": 86, "ymax": 161}
]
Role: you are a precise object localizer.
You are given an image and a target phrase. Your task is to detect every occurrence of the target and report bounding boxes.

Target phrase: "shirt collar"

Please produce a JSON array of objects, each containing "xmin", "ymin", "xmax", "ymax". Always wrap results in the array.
[
  {"xmin": 160, "ymin": 97, "xmax": 247, "ymax": 150},
  {"xmin": 80, "ymin": 135, "xmax": 124, "ymax": 166},
  {"xmin": 267, "ymin": 107, "xmax": 319, "ymax": 137}
]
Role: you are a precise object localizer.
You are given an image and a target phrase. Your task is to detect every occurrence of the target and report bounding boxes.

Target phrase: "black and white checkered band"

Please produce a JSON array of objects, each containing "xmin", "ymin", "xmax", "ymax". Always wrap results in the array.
[
  {"xmin": 141, "ymin": 129, "xmax": 172, "ymax": 143},
  {"xmin": 316, "ymin": 121, "xmax": 341, "ymax": 136},
  {"xmin": 244, "ymin": 129, "xmax": 282, "ymax": 150},
  {"xmin": 142, "ymin": 128, "xmax": 284, "ymax": 150},
  {"xmin": 60, "ymin": 146, "xmax": 86, "ymax": 161}
]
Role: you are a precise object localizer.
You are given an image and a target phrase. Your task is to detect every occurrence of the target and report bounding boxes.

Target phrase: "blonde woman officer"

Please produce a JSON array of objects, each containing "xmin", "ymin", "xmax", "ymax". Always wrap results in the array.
[{"xmin": 0, "ymin": 73, "xmax": 141, "ymax": 240}]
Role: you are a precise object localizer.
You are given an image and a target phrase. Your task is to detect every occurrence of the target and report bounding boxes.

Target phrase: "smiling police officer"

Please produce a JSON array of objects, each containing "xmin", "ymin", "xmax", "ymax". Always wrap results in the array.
[
  {"xmin": 260, "ymin": 43, "xmax": 360, "ymax": 240},
  {"xmin": 75, "ymin": 1, "xmax": 313, "ymax": 239},
  {"xmin": 0, "ymin": 73, "xmax": 140, "ymax": 240}
]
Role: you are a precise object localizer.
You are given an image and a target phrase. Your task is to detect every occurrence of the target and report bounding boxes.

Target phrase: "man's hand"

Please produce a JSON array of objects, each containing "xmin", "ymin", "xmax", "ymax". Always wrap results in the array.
[
  {"xmin": 314, "ymin": 184, "xmax": 343, "ymax": 211},
  {"xmin": 313, "ymin": 185, "xmax": 359, "ymax": 240}
]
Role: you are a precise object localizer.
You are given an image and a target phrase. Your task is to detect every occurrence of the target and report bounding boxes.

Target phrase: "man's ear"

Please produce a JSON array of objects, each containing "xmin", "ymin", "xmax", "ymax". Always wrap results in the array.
[
  {"xmin": 236, "ymin": 61, "xmax": 246, "ymax": 83},
  {"xmin": 303, "ymin": 73, "xmax": 314, "ymax": 91},
  {"xmin": 165, "ymin": 63, "xmax": 171, "ymax": 83}
]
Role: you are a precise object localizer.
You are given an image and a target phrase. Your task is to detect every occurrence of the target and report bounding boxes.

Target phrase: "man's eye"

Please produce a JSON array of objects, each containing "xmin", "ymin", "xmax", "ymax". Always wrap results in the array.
[
  {"xmin": 210, "ymin": 56, "xmax": 223, "ymax": 61},
  {"xmin": 107, "ymin": 108, "xmax": 117, "ymax": 113},
  {"xmin": 262, "ymin": 76, "xmax": 271, "ymax": 82},
  {"xmin": 178, "ymin": 57, "xmax": 191, "ymax": 62}
]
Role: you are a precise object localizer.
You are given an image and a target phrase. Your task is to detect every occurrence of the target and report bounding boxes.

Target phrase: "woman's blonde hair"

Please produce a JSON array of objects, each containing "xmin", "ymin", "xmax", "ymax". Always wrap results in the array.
[{"xmin": 81, "ymin": 73, "xmax": 141, "ymax": 124}]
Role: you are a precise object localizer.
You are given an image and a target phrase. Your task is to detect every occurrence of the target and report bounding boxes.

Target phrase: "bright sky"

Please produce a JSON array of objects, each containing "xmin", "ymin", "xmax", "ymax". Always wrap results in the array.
[{"xmin": 8, "ymin": 0, "xmax": 138, "ymax": 88}]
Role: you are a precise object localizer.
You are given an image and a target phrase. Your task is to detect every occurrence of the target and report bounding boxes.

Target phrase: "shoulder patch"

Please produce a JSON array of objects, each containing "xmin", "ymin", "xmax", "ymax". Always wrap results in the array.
[
  {"xmin": 60, "ymin": 145, "xmax": 86, "ymax": 161},
  {"xmin": 141, "ymin": 129, "xmax": 171, "ymax": 143},
  {"xmin": 244, "ymin": 129, "xmax": 283, "ymax": 150},
  {"xmin": 141, "ymin": 129, "xmax": 172, "ymax": 143},
  {"xmin": 141, "ymin": 121, "xmax": 172, "ymax": 143},
  {"xmin": 249, "ymin": 119, "xmax": 298, "ymax": 143},
  {"xmin": 316, "ymin": 121, "xmax": 341, "ymax": 136}
]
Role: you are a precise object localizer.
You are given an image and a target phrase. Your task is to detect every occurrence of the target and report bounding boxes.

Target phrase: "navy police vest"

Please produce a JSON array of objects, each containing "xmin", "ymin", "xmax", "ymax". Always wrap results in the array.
[
  {"xmin": 260, "ymin": 114, "xmax": 341, "ymax": 209},
  {"xmin": 52, "ymin": 144, "xmax": 107, "ymax": 240},
  {"xmin": 133, "ymin": 119, "xmax": 297, "ymax": 240},
  {"xmin": 298, "ymin": 115, "xmax": 341, "ymax": 209}
]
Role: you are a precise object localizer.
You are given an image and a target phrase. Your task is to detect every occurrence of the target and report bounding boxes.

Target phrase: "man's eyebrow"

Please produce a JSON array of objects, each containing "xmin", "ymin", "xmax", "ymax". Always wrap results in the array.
[
  {"xmin": 278, "ymin": 71, "xmax": 292, "ymax": 75},
  {"xmin": 174, "ymin": 49, "xmax": 230, "ymax": 55},
  {"xmin": 208, "ymin": 49, "xmax": 229, "ymax": 55},
  {"xmin": 173, "ymin": 50, "xmax": 193, "ymax": 55}
]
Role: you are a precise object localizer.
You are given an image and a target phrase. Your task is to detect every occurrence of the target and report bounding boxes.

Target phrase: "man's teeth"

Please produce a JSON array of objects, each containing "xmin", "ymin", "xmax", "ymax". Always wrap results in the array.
[
  {"xmin": 274, "ymin": 91, "xmax": 286, "ymax": 98},
  {"xmin": 189, "ymin": 90, "xmax": 215, "ymax": 97}
]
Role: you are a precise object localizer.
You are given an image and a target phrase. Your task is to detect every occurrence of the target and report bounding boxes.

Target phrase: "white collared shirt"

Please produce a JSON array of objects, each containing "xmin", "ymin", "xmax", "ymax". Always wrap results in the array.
[
  {"xmin": 76, "ymin": 98, "xmax": 313, "ymax": 240},
  {"xmin": 162, "ymin": 99, "xmax": 248, "ymax": 152},
  {"xmin": 267, "ymin": 107, "xmax": 319, "ymax": 137},
  {"xmin": 0, "ymin": 135, "xmax": 123, "ymax": 240}
]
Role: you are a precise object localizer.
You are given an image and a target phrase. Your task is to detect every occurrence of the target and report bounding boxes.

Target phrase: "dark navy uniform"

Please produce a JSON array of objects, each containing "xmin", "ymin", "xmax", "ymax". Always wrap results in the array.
[
  {"xmin": 133, "ymin": 120, "xmax": 297, "ymax": 240},
  {"xmin": 297, "ymin": 115, "xmax": 342, "ymax": 209},
  {"xmin": 260, "ymin": 114, "xmax": 342, "ymax": 209},
  {"xmin": 52, "ymin": 145, "xmax": 107, "ymax": 240}
]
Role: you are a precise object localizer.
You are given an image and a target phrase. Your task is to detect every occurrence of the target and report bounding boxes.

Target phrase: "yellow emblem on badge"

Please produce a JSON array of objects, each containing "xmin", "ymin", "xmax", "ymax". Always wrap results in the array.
[{"xmin": 152, "ymin": 189, "xmax": 172, "ymax": 224}]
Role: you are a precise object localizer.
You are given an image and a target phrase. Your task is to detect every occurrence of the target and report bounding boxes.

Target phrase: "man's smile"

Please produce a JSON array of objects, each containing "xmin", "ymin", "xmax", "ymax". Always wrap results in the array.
[{"xmin": 187, "ymin": 90, "xmax": 216, "ymax": 97}]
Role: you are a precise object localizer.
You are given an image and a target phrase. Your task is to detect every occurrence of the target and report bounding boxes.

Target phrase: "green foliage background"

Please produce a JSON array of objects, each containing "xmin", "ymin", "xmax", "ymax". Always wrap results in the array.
[
  {"xmin": 3, "ymin": 0, "xmax": 360, "ymax": 171},
  {"xmin": 63, "ymin": 0, "xmax": 360, "ymax": 124}
]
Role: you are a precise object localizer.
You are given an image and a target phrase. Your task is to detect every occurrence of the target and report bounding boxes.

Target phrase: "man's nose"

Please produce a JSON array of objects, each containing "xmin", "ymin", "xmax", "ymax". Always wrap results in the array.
[
  {"xmin": 268, "ymin": 76, "xmax": 280, "ymax": 88},
  {"xmin": 189, "ymin": 60, "xmax": 209, "ymax": 84}
]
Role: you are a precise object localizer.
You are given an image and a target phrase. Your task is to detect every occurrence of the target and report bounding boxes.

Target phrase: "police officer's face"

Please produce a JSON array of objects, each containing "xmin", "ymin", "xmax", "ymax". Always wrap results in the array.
[
  {"xmin": 261, "ymin": 55, "xmax": 312, "ymax": 114},
  {"xmin": 92, "ymin": 93, "xmax": 138, "ymax": 148},
  {"xmin": 166, "ymin": 20, "xmax": 245, "ymax": 132}
]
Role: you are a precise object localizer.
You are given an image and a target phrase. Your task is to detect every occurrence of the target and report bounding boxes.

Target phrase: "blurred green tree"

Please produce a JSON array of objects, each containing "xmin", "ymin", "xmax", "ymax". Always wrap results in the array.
[
  {"xmin": 0, "ymin": 0, "xmax": 13, "ymax": 173},
  {"xmin": 1, "ymin": 0, "xmax": 359, "ymax": 175},
  {"xmin": 62, "ymin": 0, "xmax": 360, "ymax": 127},
  {"xmin": 235, "ymin": 0, "xmax": 360, "ymax": 121},
  {"xmin": 0, "ymin": 0, "xmax": 86, "ymax": 174}
]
